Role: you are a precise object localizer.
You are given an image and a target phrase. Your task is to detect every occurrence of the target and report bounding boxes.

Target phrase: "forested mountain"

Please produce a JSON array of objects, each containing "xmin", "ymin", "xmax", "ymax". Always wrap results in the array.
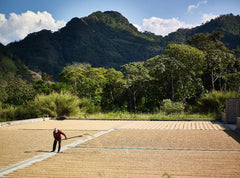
[
  {"xmin": 164, "ymin": 13, "xmax": 240, "ymax": 49},
  {"xmin": 8, "ymin": 11, "xmax": 164, "ymax": 78},
  {"xmin": 0, "ymin": 43, "xmax": 30, "ymax": 86},
  {"xmin": 6, "ymin": 11, "xmax": 240, "ymax": 79}
]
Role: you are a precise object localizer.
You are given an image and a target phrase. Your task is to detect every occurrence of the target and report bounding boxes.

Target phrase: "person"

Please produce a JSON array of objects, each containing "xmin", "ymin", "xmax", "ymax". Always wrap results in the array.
[{"xmin": 51, "ymin": 128, "xmax": 67, "ymax": 153}]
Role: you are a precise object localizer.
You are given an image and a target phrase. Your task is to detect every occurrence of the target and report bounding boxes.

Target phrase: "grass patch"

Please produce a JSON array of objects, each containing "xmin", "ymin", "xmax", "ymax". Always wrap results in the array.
[{"xmin": 76, "ymin": 112, "xmax": 216, "ymax": 121}]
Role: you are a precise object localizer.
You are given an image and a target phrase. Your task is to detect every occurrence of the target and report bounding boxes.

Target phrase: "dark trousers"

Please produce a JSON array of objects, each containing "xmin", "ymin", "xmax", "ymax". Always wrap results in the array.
[{"xmin": 52, "ymin": 139, "xmax": 61, "ymax": 152}]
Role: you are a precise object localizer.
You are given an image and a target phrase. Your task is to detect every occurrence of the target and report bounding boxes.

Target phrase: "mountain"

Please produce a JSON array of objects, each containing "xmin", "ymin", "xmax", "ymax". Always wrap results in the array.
[
  {"xmin": 164, "ymin": 13, "xmax": 240, "ymax": 49},
  {"xmin": 7, "ymin": 11, "xmax": 240, "ymax": 79},
  {"xmin": 8, "ymin": 11, "xmax": 164, "ymax": 79},
  {"xmin": 0, "ymin": 43, "xmax": 31, "ymax": 86}
]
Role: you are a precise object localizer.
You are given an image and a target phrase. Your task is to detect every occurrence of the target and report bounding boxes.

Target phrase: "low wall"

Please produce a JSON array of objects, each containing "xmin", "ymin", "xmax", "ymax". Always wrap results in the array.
[
  {"xmin": 237, "ymin": 117, "xmax": 240, "ymax": 131},
  {"xmin": 0, "ymin": 117, "xmax": 50, "ymax": 128},
  {"xmin": 222, "ymin": 97, "xmax": 240, "ymax": 124},
  {"xmin": 221, "ymin": 112, "xmax": 227, "ymax": 124}
]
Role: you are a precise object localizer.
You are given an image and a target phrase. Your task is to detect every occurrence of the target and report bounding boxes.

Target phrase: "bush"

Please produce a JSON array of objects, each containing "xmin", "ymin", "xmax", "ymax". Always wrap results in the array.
[
  {"xmin": 0, "ymin": 104, "xmax": 38, "ymax": 122},
  {"xmin": 161, "ymin": 99, "xmax": 185, "ymax": 114},
  {"xmin": 0, "ymin": 106, "xmax": 16, "ymax": 121},
  {"xmin": 79, "ymin": 97, "xmax": 102, "ymax": 114},
  {"xmin": 30, "ymin": 92, "xmax": 80, "ymax": 118},
  {"xmin": 197, "ymin": 90, "xmax": 237, "ymax": 114},
  {"xmin": 5, "ymin": 79, "xmax": 36, "ymax": 106}
]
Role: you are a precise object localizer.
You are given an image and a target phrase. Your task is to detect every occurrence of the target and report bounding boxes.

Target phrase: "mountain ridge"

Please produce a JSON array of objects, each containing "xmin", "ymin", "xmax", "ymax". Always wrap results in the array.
[
  {"xmin": 164, "ymin": 13, "xmax": 240, "ymax": 49},
  {"xmin": 0, "ymin": 43, "xmax": 31, "ymax": 85},
  {"xmin": 7, "ymin": 11, "xmax": 240, "ymax": 79}
]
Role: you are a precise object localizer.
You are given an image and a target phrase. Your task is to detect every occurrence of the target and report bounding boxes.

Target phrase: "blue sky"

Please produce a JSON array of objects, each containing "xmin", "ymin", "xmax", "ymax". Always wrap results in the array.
[{"xmin": 0, "ymin": 0, "xmax": 240, "ymax": 45}]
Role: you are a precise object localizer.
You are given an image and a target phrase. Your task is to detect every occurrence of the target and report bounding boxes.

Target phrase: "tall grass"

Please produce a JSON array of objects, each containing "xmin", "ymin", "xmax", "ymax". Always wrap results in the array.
[
  {"xmin": 0, "ymin": 105, "xmax": 36, "ymax": 121},
  {"xmin": 1, "ymin": 91, "xmax": 224, "ymax": 122},
  {"xmin": 82, "ymin": 111, "xmax": 215, "ymax": 121},
  {"xmin": 0, "ymin": 92, "xmax": 81, "ymax": 121},
  {"xmin": 197, "ymin": 90, "xmax": 237, "ymax": 113},
  {"xmin": 30, "ymin": 92, "xmax": 81, "ymax": 118},
  {"xmin": 161, "ymin": 99, "xmax": 184, "ymax": 114}
]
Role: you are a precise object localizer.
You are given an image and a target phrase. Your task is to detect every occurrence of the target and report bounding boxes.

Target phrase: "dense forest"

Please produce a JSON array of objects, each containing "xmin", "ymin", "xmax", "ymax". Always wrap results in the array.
[
  {"xmin": 0, "ymin": 12, "xmax": 240, "ymax": 121},
  {"xmin": 0, "ymin": 31, "xmax": 239, "ymax": 121}
]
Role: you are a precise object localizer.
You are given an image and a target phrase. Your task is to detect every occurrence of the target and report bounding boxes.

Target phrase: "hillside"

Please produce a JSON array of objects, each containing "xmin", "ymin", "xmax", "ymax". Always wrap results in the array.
[
  {"xmin": 8, "ymin": 11, "xmax": 164, "ymax": 79},
  {"xmin": 164, "ymin": 14, "xmax": 240, "ymax": 49},
  {"xmin": 7, "ymin": 11, "xmax": 240, "ymax": 79},
  {"xmin": 0, "ymin": 43, "xmax": 30, "ymax": 86}
]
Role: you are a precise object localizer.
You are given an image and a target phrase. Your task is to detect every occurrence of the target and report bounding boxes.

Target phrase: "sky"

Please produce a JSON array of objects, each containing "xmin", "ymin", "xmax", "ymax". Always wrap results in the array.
[{"xmin": 0, "ymin": 0, "xmax": 239, "ymax": 45}]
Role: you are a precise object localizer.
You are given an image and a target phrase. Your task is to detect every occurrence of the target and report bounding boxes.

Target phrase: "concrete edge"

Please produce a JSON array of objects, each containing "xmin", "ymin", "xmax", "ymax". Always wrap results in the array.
[
  {"xmin": 0, "ymin": 117, "xmax": 50, "ymax": 128},
  {"xmin": 237, "ymin": 117, "xmax": 240, "ymax": 132},
  {"xmin": 214, "ymin": 121, "xmax": 238, "ymax": 132}
]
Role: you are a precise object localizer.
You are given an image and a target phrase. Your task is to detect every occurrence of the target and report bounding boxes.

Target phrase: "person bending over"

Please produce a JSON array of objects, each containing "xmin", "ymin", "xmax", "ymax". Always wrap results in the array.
[{"xmin": 51, "ymin": 128, "xmax": 67, "ymax": 153}]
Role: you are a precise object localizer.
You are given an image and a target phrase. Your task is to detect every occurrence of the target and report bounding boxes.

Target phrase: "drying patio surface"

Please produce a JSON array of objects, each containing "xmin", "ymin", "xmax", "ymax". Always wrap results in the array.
[
  {"xmin": 1, "ymin": 120, "xmax": 240, "ymax": 177},
  {"xmin": 0, "ymin": 120, "xmax": 126, "ymax": 170}
]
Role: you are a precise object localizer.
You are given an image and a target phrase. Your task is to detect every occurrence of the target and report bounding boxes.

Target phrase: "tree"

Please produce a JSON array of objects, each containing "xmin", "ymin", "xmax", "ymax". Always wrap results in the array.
[
  {"xmin": 59, "ymin": 63, "xmax": 90, "ymax": 90},
  {"xmin": 42, "ymin": 73, "xmax": 54, "ymax": 82},
  {"xmin": 59, "ymin": 64, "xmax": 109, "ymax": 108},
  {"xmin": 188, "ymin": 32, "xmax": 237, "ymax": 91},
  {"xmin": 164, "ymin": 44, "xmax": 205, "ymax": 103},
  {"xmin": 101, "ymin": 68, "xmax": 125, "ymax": 110},
  {"xmin": 121, "ymin": 62, "xmax": 150, "ymax": 112},
  {"xmin": 5, "ymin": 79, "xmax": 36, "ymax": 106},
  {"xmin": 144, "ymin": 54, "xmax": 181, "ymax": 102},
  {"xmin": 33, "ymin": 80, "xmax": 52, "ymax": 95},
  {"xmin": 0, "ymin": 87, "xmax": 8, "ymax": 104}
]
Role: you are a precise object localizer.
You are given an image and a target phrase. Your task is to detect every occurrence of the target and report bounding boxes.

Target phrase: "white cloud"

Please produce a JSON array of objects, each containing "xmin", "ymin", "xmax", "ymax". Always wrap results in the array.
[
  {"xmin": 133, "ymin": 24, "xmax": 142, "ymax": 32},
  {"xmin": 201, "ymin": 13, "xmax": 219, "ymax": 23},
  {"xmin": 0, "ymin": 11, "xmax": 66, "ymax": 45},
  {"xmin": 188, "ymin": 0, "xmax": 208, "ymax": 13},
  {"xmin": 140, "ymin": 17, "xmax": 194, "ymax": 36}
]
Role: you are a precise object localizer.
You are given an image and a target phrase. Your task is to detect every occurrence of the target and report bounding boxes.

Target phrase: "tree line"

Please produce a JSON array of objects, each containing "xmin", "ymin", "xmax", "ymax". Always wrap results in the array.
[{"xmin": 0, "ymin": 32, "xmax": 239, "ymax": 119}]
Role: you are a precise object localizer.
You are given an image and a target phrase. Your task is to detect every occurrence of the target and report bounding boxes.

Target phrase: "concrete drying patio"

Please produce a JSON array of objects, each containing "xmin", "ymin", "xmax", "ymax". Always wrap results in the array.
[{"xmin": 0, "ymin": 120, "xmax": 240, "ymax": 177}]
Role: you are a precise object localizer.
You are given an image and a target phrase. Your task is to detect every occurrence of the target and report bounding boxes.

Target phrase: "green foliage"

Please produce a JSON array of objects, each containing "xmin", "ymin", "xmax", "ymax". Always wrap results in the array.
[
  {"xmin": 188, "ymin": 32, "xmax": 237, "ymax": 91},
  {"xmin": 60, "ymin": 64, "xmax": 105, "ymax": 98},
  {"xmin": 6, "ymin": 13, "xmax": 240, "ymax": 80},
  {"xmin": 161, "ymin": 99, "xmax": 185, "ymax": 115},
  {"xmin": 165, "ymin": 44, "xmax": 205, "ymax": 102},
  {"xmin": 0, "ymin": 105, "xmax": 36, "ymax": 121},
  {"xmin": 5, "ymin": 79, "xmax": 36, "ymax": 106},
  {"xmin": 79, "ymin": 98, "xmax": 101, "ymax": 114},
  {"xmin": 60, "ymin": 63, "xmax": 126, "ymax": 111},
  {"xmin": 227, "ymin": 71, "xmax": 240, "ymax": 92},
  {"xmin": 1, "ymin": 13, "xmax": 240, "ymax": 119},
  {"xmin": 0, "ymin": 106, "xmax": 16, "ymax": 121},
  {"xmin": 86, "ymin": 111, "xmax": 214, "ymax": 121},
  {"xmin": 121, "ymin": 62, "xmax": 151, "ymax": 112},
  {"xmin": 197, "ymin": 90, "xmax": 237, "ymax": 114},
  {"xmin": 102, "ymin": 68, "xmax": 124, "ymax": 105},
  {"xmin": 33, "ymin": 80, "xmax": 52, "ymax": 94},
  {"xmin": 0, "ymin": 87, "xmax": 8, "ymax": 103},
  {"xmin": 0, "ymin": 43, "xmax": 29, "ymax": 86},
  {"xmin": 162, "ymin": 172, "xmax": 174, "ymax": 178},
  {"xmin": 29, "ymin": 92, "xmax": 80, "ymax": 117}
]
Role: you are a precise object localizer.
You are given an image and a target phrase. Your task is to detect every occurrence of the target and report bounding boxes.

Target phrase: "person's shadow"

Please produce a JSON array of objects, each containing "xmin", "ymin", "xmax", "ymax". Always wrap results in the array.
[{"xmin": 36, "ymin": 150, "xmax": 52, "ymax": 153}]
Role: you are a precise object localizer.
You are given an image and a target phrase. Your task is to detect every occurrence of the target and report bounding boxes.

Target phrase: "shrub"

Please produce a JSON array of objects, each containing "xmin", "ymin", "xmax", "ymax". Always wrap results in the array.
[
  {"xmin": 15, "ymin": 105, "xmax": 37, "ymax": 120},
  {"xmin": 30, "ymin": 92, "xmax": 80, "ymax": 118},
  {"xmin": 161, "ymin": 99, "xmax": 185, "ymax": 114},
  {"xmin": 0, "ymin": 106, "xmax": 17, "ymax": 121},
  {"xmin": 197, "ymin": 90, "xmax": 237, "ymax": 114},
  {"xmin": 5, "ymin": 79, "xmax": 36, "ymax": 106},
  {"xmin": 0, "ymin": 104, "xmax": 39, "ymax": 121},
  {"xmin": 79, "ymin": 97, "xmax": 102, "ymax": 114}
]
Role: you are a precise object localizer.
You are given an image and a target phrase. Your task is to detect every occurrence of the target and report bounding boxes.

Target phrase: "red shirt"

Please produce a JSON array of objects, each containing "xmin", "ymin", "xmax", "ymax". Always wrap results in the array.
[{"xmin": 53, "ymin": 129, "xmax": 67, "ymax": 140}]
